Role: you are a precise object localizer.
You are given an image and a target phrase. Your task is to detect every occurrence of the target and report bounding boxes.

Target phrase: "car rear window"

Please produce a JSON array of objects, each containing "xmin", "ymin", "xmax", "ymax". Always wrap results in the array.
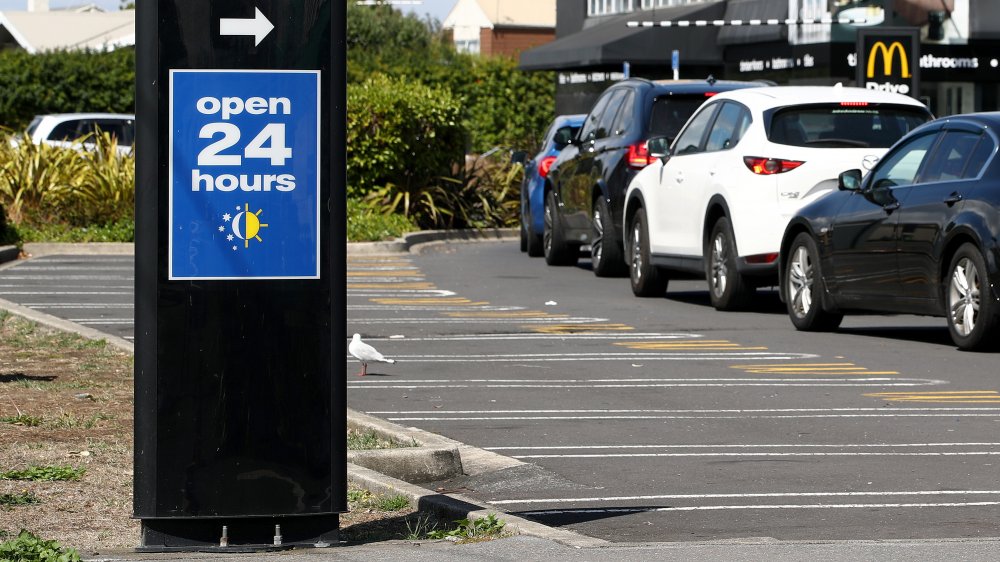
[
  {"xmin": 768, "ymin": 104, "xmax": 930, "ymax": 148},
  {"xmin": 648, "ymin": 96, "xmax": 710, "ymax": 140}
]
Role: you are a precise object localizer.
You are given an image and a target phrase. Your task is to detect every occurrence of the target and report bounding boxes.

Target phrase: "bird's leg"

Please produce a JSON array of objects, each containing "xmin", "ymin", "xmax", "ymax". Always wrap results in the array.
[{"xmin": 357, "ymin": 362, "xmax": 367, "ymax": 377}]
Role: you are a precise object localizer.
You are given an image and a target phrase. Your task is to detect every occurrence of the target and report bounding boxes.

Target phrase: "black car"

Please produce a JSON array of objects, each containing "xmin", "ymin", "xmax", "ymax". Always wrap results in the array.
[
  {"xmin": 543, "ymin": 77, "xmax": 764, "ymax": 276},
  {"xmin": 779, "ymin": 112, "xmax": 1000, "ymax": 350}
]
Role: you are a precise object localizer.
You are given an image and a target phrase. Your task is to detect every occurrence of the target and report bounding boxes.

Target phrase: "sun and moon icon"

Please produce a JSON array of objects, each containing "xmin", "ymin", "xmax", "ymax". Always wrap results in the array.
[{"xmin": 220, "ymin": 204, "xmax": 268, "ymax": 250}]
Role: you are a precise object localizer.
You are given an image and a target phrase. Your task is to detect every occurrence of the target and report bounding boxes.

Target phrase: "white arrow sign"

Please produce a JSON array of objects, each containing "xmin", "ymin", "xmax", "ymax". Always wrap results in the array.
[{"xmin": 220, "ymin": 7, "xmax": 274, "ymax": 47}]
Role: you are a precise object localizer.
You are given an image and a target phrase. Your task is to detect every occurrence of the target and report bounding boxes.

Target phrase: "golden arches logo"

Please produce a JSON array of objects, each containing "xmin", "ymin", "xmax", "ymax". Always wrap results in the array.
[{"xmin": 866, "ymin": 41, "xmax": 911, "ymax": 79}]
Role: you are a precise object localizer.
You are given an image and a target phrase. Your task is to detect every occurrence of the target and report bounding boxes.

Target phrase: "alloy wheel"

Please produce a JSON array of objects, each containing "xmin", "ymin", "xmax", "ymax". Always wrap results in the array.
[
  {"xmin": 788, "ymin": 245, "xmax": 813, "ymax": 318},
  {"xmin": 710, "ymin": 233, "xmax": 729, "ymax": 298},
  {"xmin": 592, "ymin": 207, "xmax": 605, "ymax": 266},
  {"xmin": 949, "ymin": 257, "xmax": 981, "ymax": 337},
  {"xmin": 630, "ymin": 220, "xmax": 643, "ymax": 282},
  {"xmin": 543, "ymin": 197, "xmax": 553, "ymax": 257}
]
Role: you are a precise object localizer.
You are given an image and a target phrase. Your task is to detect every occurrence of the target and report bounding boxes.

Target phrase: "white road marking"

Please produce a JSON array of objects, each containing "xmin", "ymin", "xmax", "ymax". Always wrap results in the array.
[
  {"xmin": 0, "ymin": 291, "xmax": 133, "ymax": 295},
  {"xmin": 348, "ymin": 305, "xmax": 525, "ymax": 311},
  {"xmin": 346, "ymin": 352, "xmax": 819, "ymax": 361},
  {"xmin": 351, "ymin": 378, "xmax": 941, "ymax": 393},
  {"xmin": 349, "ymin": 317, "xmax": 610, "ymax": 324},
  {"xmin": 0, "ymin": 275, "xmax": 134, "ymax": 281},
  {"xmin": 71, "ymin": 319, "xmax": 135, "ymax": 325},
  {"xmin": 354, "ymin": 333, "xmax": 701, "ymax": 341},
  {"xmin": 492, "ymin": 489, "xmax": 1000, "ymax": 505},
  {"xmin": 511, "ymin": 451, "xmax": 1000, "ymax": 459},
  {"xmin": 517, "ymin": 502, "xmax": 1000, "ymax": 515},
  {"xmin": 20, "ymin": 303, "xmax": 133, "ymax": 309},
  {"xmin": 347, "ymin": 290, "xmax": 456, "ymax": 296},
  {"xmin": 483, "ymin": 442, "xmax": 1000, "ymax": 451}
]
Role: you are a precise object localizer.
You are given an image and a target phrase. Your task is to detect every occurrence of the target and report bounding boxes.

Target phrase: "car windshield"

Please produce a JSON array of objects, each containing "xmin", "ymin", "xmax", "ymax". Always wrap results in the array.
[
  {"xmin": 768, "ymin": 104, "xmax": 930, "ymax": 148},
  {"xmin": 649, "ymin": 96, "xmax": 710, "ymax": 139}
]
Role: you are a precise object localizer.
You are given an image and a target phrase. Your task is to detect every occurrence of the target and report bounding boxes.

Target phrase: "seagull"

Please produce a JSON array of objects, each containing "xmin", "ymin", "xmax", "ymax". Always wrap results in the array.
[{"xmin": 349, "ymin": 333, "xmax": 396, "ymax": 377}]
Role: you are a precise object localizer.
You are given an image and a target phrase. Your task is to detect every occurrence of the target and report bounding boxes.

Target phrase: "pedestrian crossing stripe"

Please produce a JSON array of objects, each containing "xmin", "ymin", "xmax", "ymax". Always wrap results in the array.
[
  {"xmin": 733, "ymin": 363, "xmax": 899, "ymax": 376},
  {"xmin": 528, "ymin": 323, "xmax": 634, "ymax": 334},
  {"xmin": 616, "ymin": 340, "xmax": 767, "ymax": 351},
  {"xmin": 865, "ymin": 391, "xmax": 1000, "ymax": 403}
]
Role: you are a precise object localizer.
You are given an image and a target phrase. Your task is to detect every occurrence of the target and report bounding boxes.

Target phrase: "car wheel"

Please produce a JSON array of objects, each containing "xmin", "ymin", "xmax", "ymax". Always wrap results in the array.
[
  {"xmin": 519, "ymin": 217, "xmax": 528, "ymax": 252},
  {"xmin": 785, "ymin": 232, "xmax": 843, "ymax": 331},
  {"xmin": 628, "ymin": 207, "xmax": 667, "ymax": 297},
  {"xmin": 526, "ymin": 227, "xmax": 544, "ymax": 257},
  {"xmin": 706, "ymin": 217, "xmax": 754, "ymax": 311},
  {"xmin": 946, "ymin": 244, "xmax": 999, "ymax": 350},
  {"xmin": 591, "ymin": 197, "xmax": 627, "ymax": 277},
  {"xmin": 543, "ymin": 190, "xmax": 579, "ymax": 266}
]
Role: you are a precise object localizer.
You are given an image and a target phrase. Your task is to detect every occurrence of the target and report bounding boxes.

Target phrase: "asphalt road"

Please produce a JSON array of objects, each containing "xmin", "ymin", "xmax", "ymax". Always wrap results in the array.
[{"xmin": 2, "ymin": 243, "xmax": 1000, "ymax": 543}]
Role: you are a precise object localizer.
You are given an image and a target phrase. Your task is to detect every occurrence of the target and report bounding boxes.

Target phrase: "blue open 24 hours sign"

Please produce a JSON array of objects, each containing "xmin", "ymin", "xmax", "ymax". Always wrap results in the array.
[{"xmin": 169, "ymin": 69, "xmax": 321, "ymax": 280}]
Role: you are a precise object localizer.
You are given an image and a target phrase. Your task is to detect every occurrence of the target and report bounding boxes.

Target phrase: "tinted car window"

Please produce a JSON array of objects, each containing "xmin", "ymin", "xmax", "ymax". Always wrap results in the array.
[
  {"xmin": 614, "ymin": 91, "xmax": 635, "ymax": 137},
  {"xmin": 673, "ymin": 103, "xmax": 720, "ymax": 155},
  {"xmin": 920, "ymin": 130, "xmax": 982, "ymax": 183},
  {"xmin": 962, "ymin": 134, "xmax": 996, "ymax": 179},
  {"xmin": 580, "ymin": 92, "xmax": 614, "ymax": 142},
  {"xmin": 706, "ymin": 102, "xmax": 750, "ymax": 152},
  {"xmin": 869, "ymin": 133, "xmax": 937, "ymax": 189},
  {"xmin": 769, "ymin": 105, "xmax": 930, "ymax": 148},
  {"xmin": 649, "ymin": 96, "xmax": 707, "ymax": 140},
  {"xmin": 48, "ymin": 119, "xmax": 83, "ymax": 141},
  {"xmin": 596, "ymin": 89, "xmax": 628, "ymax": 140}
]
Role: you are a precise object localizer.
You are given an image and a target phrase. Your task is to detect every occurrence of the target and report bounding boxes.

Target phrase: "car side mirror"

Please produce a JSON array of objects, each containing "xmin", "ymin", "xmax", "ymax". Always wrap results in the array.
[
  {"xmin": 838, "ymin": 169, "xmax": 863, "ymax": 192},
  {"xmin": 646, "ymin": 136, "xmax": 671, "ymax": 160},
  {"xmin": 553, "ymin": 126, "xmax": 575, "ymax": 146},
  {"xmin": 510, "ymin": 150, "xmax": 527, "ymax": 165}
]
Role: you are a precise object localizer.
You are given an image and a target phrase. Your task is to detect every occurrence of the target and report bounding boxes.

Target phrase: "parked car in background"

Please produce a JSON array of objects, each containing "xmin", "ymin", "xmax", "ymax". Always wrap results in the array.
[
  {"xmin": 780, "ymin": 113, "xmax": 1000, "ymax": 350},
  {"xmin": 624, "ymin": 86, "xmax": 932, "ymax": 309},
  {"xmin": 543, "ymin": 78, "xmax": 763, "ymax": 275},
  {"xmin": 521, "ymin": 114, "xmax": 585, "ymax": 256},
  {"xmin": 22, "ymin": 113, "xmax": 135, "ymax": 155}
]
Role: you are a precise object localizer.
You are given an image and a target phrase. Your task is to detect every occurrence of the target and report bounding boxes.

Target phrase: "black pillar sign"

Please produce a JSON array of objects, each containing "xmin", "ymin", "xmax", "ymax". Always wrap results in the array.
[
  {"xmin": 134, "ymin": 0, "xmax": 346, "ymax": 550},
  {"xmin": 856, "ymin": 27, "xmax": 920, "ymax": 98}
]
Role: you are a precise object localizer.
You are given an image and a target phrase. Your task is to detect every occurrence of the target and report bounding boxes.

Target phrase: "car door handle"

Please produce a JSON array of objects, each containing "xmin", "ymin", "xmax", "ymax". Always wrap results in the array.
[
  {"xmin": 943, "ymin": 192, "xmax": 963, "ymax": 206},
  {"xmin": 883, "ymin": 201, "xmax": 900, "ymax": 213}
]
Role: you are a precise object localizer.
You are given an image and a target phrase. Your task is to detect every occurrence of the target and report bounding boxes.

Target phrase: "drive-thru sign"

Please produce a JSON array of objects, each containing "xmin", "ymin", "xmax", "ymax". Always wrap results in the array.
[
  {"xmin": 135, "ymin": 0, "xmax": 345, "ymax": 551},
  {"xmin": 169, "ymin": 70, "xmax": 321, "ymax": 279}
]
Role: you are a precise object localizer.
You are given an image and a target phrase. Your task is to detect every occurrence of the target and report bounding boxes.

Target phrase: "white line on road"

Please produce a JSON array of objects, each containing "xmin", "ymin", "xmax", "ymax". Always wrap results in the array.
[
  {"xmin": 20, "ymin": 303, "xmax": 133, "ymax": 309},
  {"xmin": 0, "ymin": 275, "xmax": 134, "ymax": 281},
  {"xmin": 355, "ymin": 333, "xmax": 701, "ymax": 341},
  {"xmin": 0, "ymin": 291, "xmax": 133, "ymax": 295},
  {"xmin": 483, "ymin": 441, "xmax": 1000, "ymax": 451},
  {"xmin": 510, "ymin": 451, "xmax": 1000, "ymax": 459},
  {"xmin": 517, "ymin": 502, "xmax": 1000, "ymax": 515},
  {"xmin": 347, "ymin": 352, "xmax": 819, "ymax": 362},
  {"xmin": 492, "ymin": 489, "xmax": 1000, "ymax": 505},
  {"xmin": 71, "ymin": 319, "xmax": 135, "ymax": 325},
  {"xmin": 349, "ymin": 317, "xmax": 610, "ymax": 324}
]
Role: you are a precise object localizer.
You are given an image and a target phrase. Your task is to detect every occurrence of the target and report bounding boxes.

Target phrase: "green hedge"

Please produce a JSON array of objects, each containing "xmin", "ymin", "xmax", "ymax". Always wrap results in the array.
[
  {"xmin": 347, "ymin": 74, "xmax": 464, "ymax": 198},
  {"xmin": 0, "ymin": 49, "xmax": 135, "ymax": 130}
]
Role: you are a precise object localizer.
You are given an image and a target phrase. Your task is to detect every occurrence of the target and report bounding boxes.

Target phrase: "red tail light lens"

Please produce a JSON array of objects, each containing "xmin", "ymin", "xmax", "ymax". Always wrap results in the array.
[
  {"xmin": 538, "ymin": 155, "xmax": 558, "ymax": 178},
  {"xmin": 743, "ymin": 156, "xmax": 804, "ymax": 175},
  {"xmin": 627, "ymin": 141, "xmax": 655, "ymax": 169},
  {"xmin": 840, "ymin": 101, "xmax": 869, "ymax": 107},
  {"xmin": 744, "ymin": 252, "xmax": 779, "ymax": 264}
]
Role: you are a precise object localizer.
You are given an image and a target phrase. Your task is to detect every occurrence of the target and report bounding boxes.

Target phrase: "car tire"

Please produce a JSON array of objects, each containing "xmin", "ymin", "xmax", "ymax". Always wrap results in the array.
[
  {"xmin": 519, "ymin": 218, "xmax": 528, "ymax": 252},
  {"xmin": 543, "ymin": 190, "xmax": 579, "ymax": 266},
  {"xmin": 785, "ymin": 232, "xmax": 843, "ymax": 332},
  {"xmin": 591, "ymin": 197, "xmax": 627, "ymax": 277},
  {"xmin": 526, "ymin": 227, "xmax": 544, "ymax": 257},
  {"xmin": 706, "ymin": 217, "xmax": 754, "ymax": 311},
  {"xmin": 946, "ymin": 244, "xmax": 999, "ymax": 351},
  {"xmin": 628, "ymin": 207, "xmax": 668, "ymax": 297}
]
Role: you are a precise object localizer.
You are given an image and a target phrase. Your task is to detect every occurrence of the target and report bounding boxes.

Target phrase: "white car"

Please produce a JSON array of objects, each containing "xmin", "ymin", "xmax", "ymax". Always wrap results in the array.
[
  {"xmin": 21, "ymin": 113, "xmax": 135, "ymax": 156},
  {"xmin": 623, "ymin": 86, "xmax": 932, "ymax": 309}
]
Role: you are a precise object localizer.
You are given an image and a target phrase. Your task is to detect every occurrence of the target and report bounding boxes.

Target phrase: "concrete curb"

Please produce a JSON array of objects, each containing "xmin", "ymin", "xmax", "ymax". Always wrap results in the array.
[
  {"xmin": 347, "ymin": 462, "xmax": 609, "ymax": 549},
  {"xmin": 0, "ymin": 296, "xmax": 134, "ymax": 354},
  {"xmin": 348, "ymin": 228, "xmax": 517, "ymax": 255},
  {"xmin": 347, "ymin": 409, "xmax": 464, "ymax": 483}
]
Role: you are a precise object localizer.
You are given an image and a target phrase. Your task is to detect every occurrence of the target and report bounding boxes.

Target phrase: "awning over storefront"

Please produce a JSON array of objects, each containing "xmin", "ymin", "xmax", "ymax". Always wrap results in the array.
[{"xmin": 519, "ymin": 0, "xmax": 727, "ymax": 71}]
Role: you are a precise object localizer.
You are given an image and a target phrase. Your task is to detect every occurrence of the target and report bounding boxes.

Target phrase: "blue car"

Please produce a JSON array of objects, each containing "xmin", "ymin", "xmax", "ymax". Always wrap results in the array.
[{"xmin": 521, "ymin": 114, "xmax": 586, "ymax": 256}]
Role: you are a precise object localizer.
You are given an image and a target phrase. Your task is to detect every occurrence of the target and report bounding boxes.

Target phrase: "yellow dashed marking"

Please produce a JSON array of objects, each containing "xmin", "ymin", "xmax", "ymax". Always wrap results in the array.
[
  {"xmin": 347, "ymin": 260, "xmax": 413, "ymax": 267},
  {"xmin": 347, "ymin": 282, "xmax": 437, "ymax": 290},
  {"xmin": 348, "ymin": 271, "xmax": 425, "ymax": 277},
  {"xmin": 865, "ymin": 391, "xmax": 1000, "ymax": 403},
  {"xmin": 369, "ymin": 297, "xmax": 487, "ymax": 305},
  {"xmin": 528, "ymin": 323, "xmax": 635, "ymax": 334},
  {"xmin": 616, "ymin": 340, "xmax": 768, "ymax": 351},
  {"xmin": 444, "ymin": 311, "xmax": 568, "ymax": 318},
  {"xmin": 732, "ymin": 363, "xmax": 899, "ymax": 376}
]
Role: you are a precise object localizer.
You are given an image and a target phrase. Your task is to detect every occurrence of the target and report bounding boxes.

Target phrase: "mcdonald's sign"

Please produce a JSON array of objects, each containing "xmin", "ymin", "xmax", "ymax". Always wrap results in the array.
[{"xmin": 856, "ymin": 28, "xmax": 920, "ymax": 98}]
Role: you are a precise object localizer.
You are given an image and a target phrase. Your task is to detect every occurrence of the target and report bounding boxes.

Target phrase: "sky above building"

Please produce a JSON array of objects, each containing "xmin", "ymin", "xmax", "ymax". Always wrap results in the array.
[{"xmin": 0, "ymin": 0, "xmax": 458, "ymax": 21}]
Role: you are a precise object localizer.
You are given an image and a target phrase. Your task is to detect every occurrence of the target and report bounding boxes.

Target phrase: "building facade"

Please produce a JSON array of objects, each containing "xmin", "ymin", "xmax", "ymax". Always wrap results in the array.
[
  {"xmin": 443, "ymin": 0, "xmax": 556, "ymax": 57},
  {"xmin": 522, "ymin": 0, "xmax": 1000, "ymax": 117}
]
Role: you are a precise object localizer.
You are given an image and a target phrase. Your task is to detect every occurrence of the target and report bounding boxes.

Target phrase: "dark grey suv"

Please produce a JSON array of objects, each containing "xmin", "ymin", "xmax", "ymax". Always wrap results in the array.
[{"xmin": 544, "ymin": 78, "xmax": 763, "ymax": 276}]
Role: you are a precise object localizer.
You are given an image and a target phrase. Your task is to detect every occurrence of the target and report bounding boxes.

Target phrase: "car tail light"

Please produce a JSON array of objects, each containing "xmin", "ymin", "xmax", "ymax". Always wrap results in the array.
[
  {"xmin": 538, "ymin": 155, "xmax": 558, "ymax": 178},
  {"xmin": 744, "ymin": 253, "xmax": 779, "ymax": 264},
  {"xmin": 627, "ymin": 141, "xmax": 655, "ymax": 169},
  {"xmin": 743, "ymin": 156, "xmax": 804, "ymax": 175}
]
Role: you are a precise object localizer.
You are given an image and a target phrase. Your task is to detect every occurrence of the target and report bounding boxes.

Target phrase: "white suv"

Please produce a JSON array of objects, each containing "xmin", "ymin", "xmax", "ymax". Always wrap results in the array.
[
  {"xmin": 23, "ymin": 113, "xmax": 135, "ymax": 156},
  {"xmin": 623, "ymin": 86, "xmax": 932, "ymax": 309}
]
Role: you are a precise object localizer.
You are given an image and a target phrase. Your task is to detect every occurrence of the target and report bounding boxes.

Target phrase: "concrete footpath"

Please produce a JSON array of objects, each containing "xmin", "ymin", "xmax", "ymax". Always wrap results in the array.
[{"xmin": 3, "ymin": 235, "xmax": 1000, "ymax": 560}]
